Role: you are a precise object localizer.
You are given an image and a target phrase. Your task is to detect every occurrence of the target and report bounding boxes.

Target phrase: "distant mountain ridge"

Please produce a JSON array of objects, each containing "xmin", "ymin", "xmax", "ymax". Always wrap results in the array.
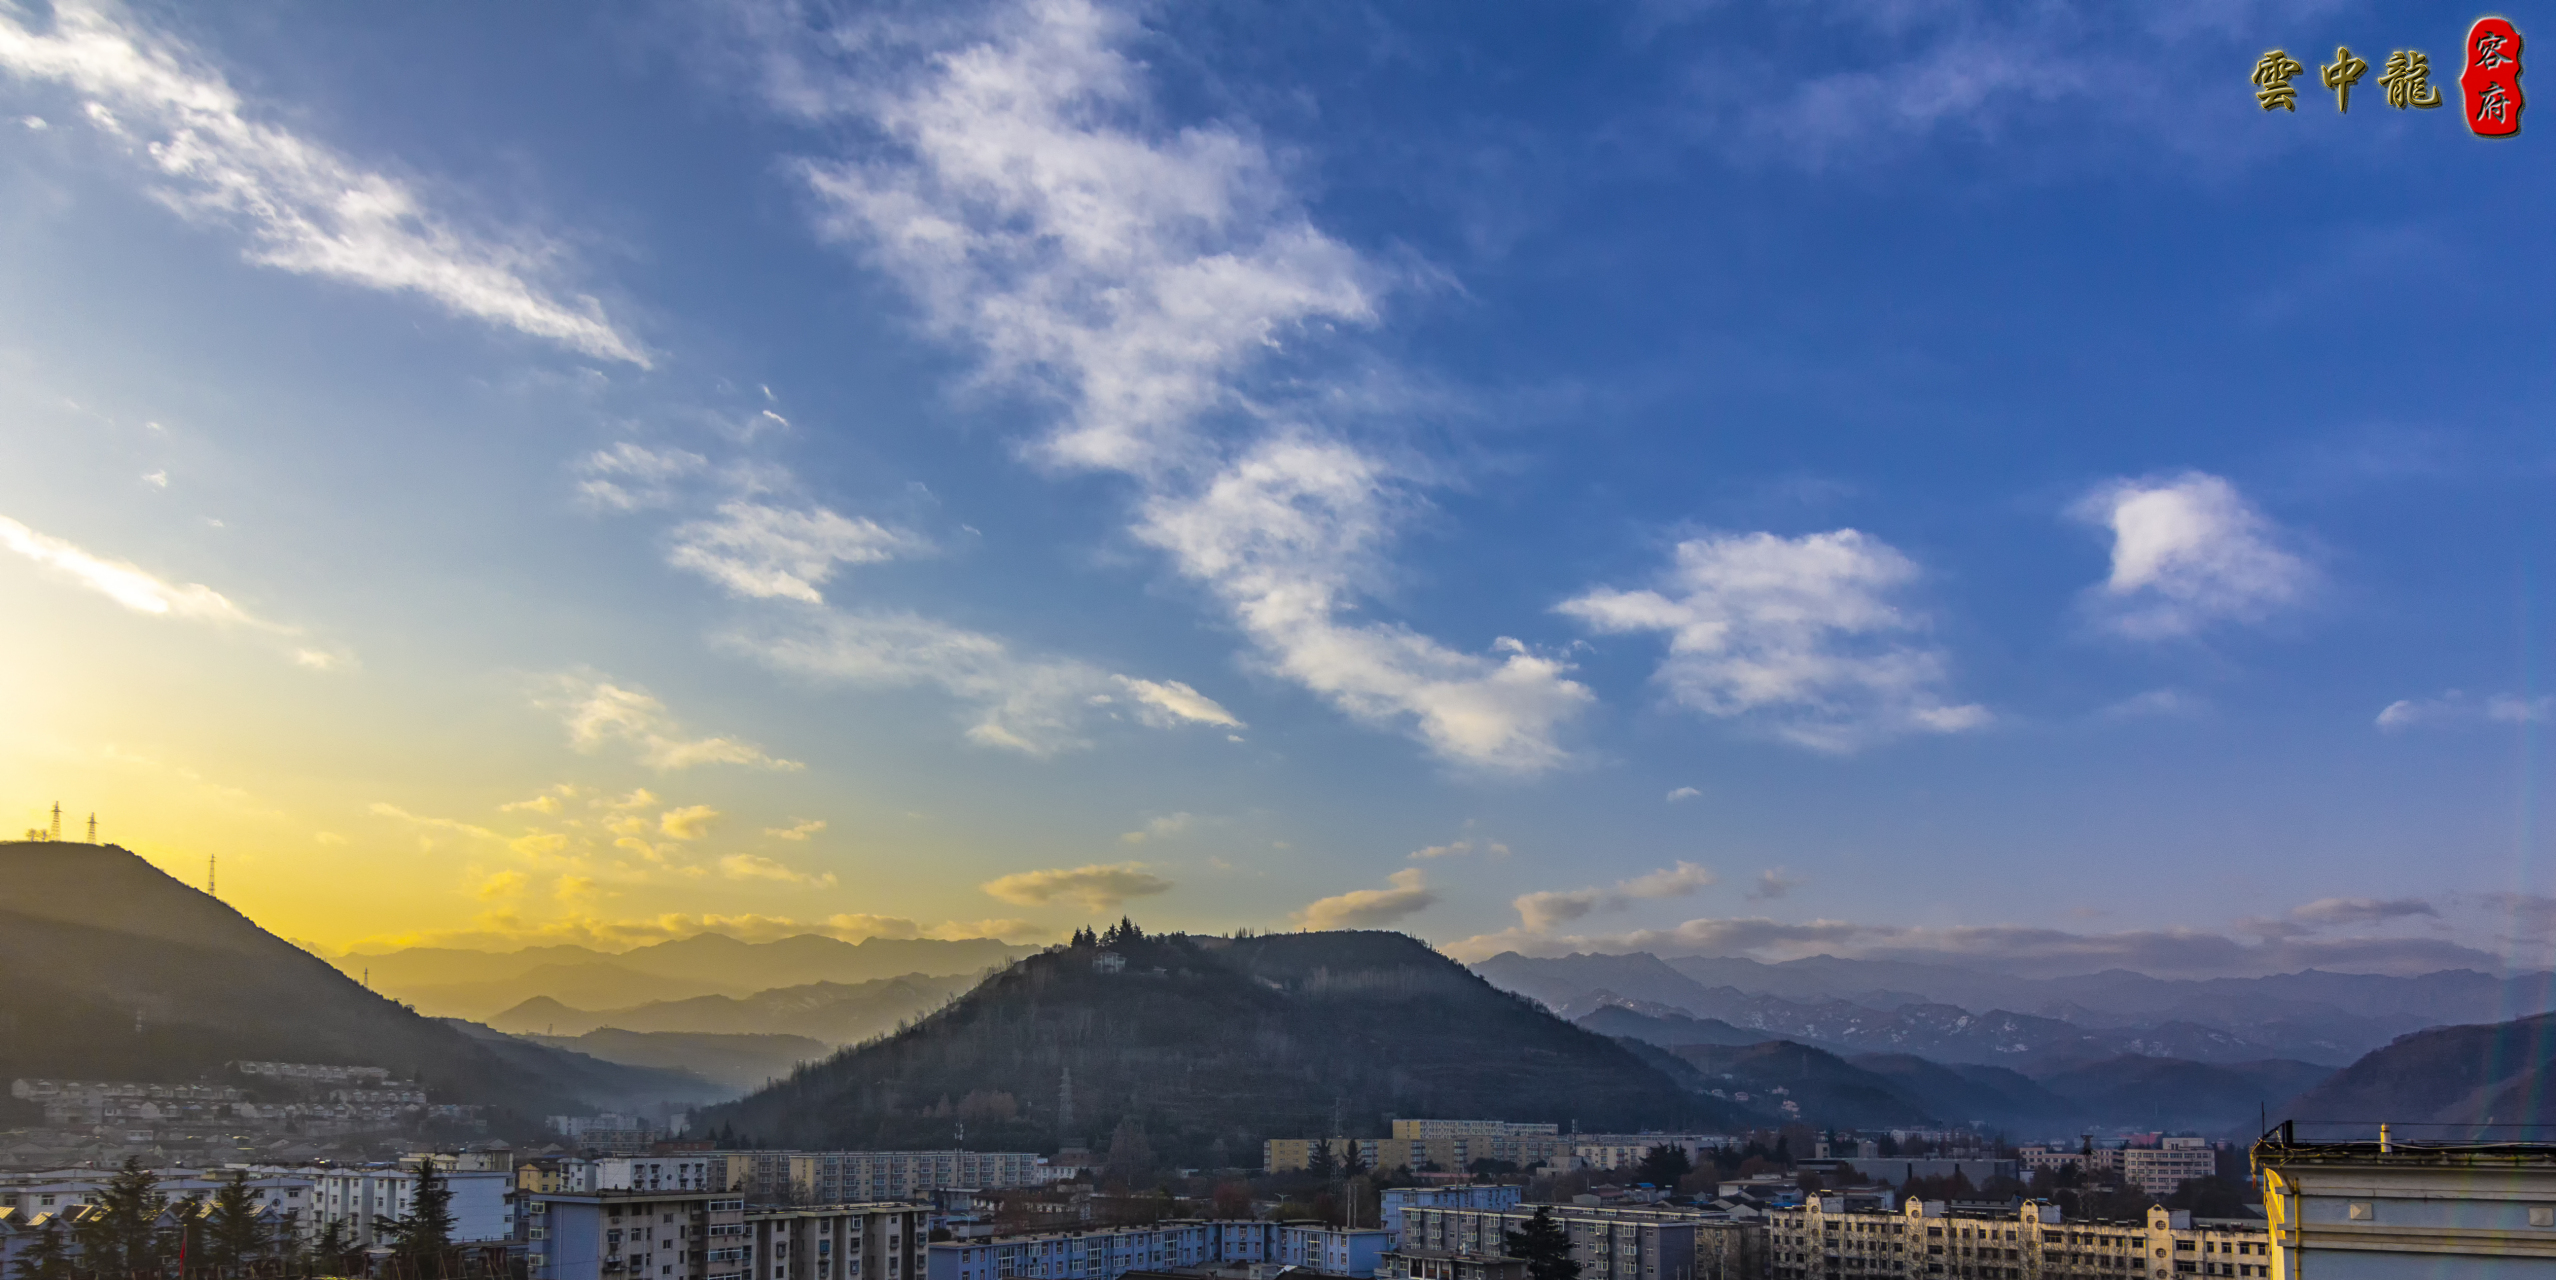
[
  {"xmin": 488, "ymin": 973, "xmax": 973, "ymax": 1044},
  {"xmin": 0, "ymin": 841, "xmax": 718, "ymax": 1131},
  {"xmin": 348, "ymin": 935, "xmax": 1033, "ymax": 1020},
  {"xmin": 2282, "ymin": 1010, "xmax": 2556, "ymax": 1138},
  {"xmin": 1476, "ymin": 950, "xmax": 2556, "ymax": 1067}
]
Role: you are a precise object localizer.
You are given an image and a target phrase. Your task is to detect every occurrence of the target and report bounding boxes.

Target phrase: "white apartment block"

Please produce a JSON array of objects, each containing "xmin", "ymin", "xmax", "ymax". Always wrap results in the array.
[
  {"xmin": 302, "ymin": 1165, "xmax": 513, "ymax": 1246},
  {"xmin": 526, "ymin": 1191, "xmax": 926, "ymax": 1280},
  {"xmin": 1398, "ymin": 1203, "xmax": 1703, "ymax": 1280},
  {"xmin": 1766, "ymin": 1193, "xmax": 2266, "ymax": 1280},
  {"xmin": 926, "ymin": 1220, "xmax": 1393, "ymax": 1280}
]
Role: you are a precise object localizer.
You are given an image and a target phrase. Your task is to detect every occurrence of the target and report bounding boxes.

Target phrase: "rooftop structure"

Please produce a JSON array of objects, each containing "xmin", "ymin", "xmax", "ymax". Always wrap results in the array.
[{"xmin": 2254, "ymin": 1131, "xmax": 2556, "ymax": 1276}]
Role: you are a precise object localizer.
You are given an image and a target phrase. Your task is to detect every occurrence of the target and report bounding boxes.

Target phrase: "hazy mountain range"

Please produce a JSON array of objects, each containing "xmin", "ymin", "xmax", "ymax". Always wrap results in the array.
[
  {"xmin": 339, "ymin": 935, "xmax": 1033, "ymax": 1020},
  {"xmin": 1474, "ymin": 950, "xmax": 2556, "ymax": 1068}
]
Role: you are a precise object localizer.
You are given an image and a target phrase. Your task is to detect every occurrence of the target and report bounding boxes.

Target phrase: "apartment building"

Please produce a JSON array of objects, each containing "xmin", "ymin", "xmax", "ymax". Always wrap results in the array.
[
  {"xmin": 528, "ymin": 1190, "xmax": 928, "ymax": 1280},
  {"xmin": 1765, "ymin": 1192, "xmax": 2267, "ymax": 1280},
  {"xmin": 791, "ymin": 1153, "xmax": 1044, "ymax": 1202},
  {"xmin": 1380, "ymin": 1186, "xmax": 1523, "ymax": 1235},
  {"xmin": 1398, "ymin": 1203, "xmax": 1701, "ymax": 1280},
  {"xmin": 1571, "ymin": 1137, "xmax": 1733, "ymax": 1175},
  {"xmin": 305, "ymin": 1164, "xmax": 513, "ymax": 1246},
  {"xmin": 2016, "ymin": 1139, "xmax": 2218, "ymax": 1197},
  {"xmin": 925, "ymin": 1220, "xmax": 1392, "ymax": 1280},
  {"xmin": 1266, "ymin": 1121, "xmax": 1573, "ymax": 1176}
]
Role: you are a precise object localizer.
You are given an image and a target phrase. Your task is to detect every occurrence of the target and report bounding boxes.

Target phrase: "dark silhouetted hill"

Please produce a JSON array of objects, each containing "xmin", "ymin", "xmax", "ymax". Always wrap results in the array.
[
  {"xmin": 2281, "ymin": 1010, "xmax": 2556, "ymax": 1138},
  {"xmin": 0, "ymin": 841, "xmax": 715, "ymax": 1131},
  {"xmin": 700, "ymin": 931, "xmax": 1729, "ymax": 1165},
  {"xmin": 2037, "ymin": 1055, "xmax": 2334, "ymax": 1136}
]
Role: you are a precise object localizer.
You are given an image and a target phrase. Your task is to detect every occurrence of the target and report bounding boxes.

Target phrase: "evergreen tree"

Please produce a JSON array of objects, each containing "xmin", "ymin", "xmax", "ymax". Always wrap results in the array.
[
  {"xmin": 1339, "ymin": 1142, "xmax": 1369, "ymax": 1178},
  {"xmin": 166, "ymin": 1196, "xmax": 205, "ymax": 1280},
  {"xmin": 1634, "ymin": 1144, "xmax": 1692, "ymax": 1187},
  {"xmin": 1502, "ymin": 1206, "xmax": 1581, "ymax": 1280},
  {"xmin": 1307, "ymin": 1139, "xmax": 1336, "ymax": 1180},
  {"xmin": 312, "ymin": 1217, "xmax": 356, "ymax": 1277},
  {"xmin": 380, "ymin": 1160, "xmax": 457, "ymax": 1276},
  {"xmin": 74, "ymin": 1157, "xmax": 166, "ymax": 1280},
  {"xmin": 203, "ymin": 1170, "xmax": 269, "ymax": 1277},
  {"xmin": 10, "ymin": 1217, "xmax": 71, "ymax": 1280}
]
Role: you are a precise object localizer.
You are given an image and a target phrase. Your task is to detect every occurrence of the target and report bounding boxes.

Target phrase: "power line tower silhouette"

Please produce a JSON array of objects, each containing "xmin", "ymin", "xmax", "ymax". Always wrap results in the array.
[
  {"xmin": 86, "ymin": 813, "xmax": 96, "ymax": 843},
  {"xmin": 49, "ymin": 802, "xmax": 60, "ymax": 841}
]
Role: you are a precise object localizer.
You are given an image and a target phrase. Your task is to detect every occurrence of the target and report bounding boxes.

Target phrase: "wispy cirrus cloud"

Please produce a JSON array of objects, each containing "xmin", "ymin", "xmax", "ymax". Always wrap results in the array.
[
  {"xmin": 2073, "ymin": 472, "xmax": 2312, "ymax": 639},
  {"xmin": 747, "ymin": 0, "xmax": 1594, "ymax": 772},
  {"xmin": 0, "ymin": 513, "xmax": 348, "ymax": 668},
  {"xmin": 0, "ymin": 2, "xmax": 646, "ymax": 364},
  {"xmin": 1560, "ymin": 529, "xmax": 1986, "ymax": 751},
  {"xmin": 542, "ymin": 672, "xmax": 802, "ymax": 771},
  {"xmin": 2377, "ymin": 690, "xmax": 2553, "ymax": 731},
  {"xmin": 670, "ymin": 500, "xmax": 920, "ymax": 604}
]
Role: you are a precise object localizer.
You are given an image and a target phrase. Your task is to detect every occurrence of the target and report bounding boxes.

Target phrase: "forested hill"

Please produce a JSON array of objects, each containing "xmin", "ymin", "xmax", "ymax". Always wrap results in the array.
[
  {"xmin": 699, "ymin": 929, "xmax": 1729, "ymax": 1166},
  {"xmin": 0, "ymin": 840, "xmax": 709, "ymax": 1132}
]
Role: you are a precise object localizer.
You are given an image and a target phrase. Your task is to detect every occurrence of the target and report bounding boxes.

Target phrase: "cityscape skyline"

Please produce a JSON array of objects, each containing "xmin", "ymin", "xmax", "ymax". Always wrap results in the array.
[{"xmin": 1, "ymin": 0, "xmax": 2549, "ymax": 975}]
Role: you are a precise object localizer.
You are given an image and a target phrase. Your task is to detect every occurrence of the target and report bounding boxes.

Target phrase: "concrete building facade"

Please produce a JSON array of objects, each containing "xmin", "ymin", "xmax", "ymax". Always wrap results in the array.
[
  {"xmin": 2255, "ymin": 1137, "xmax": 2556, "ymax": 1277},
  {"xmin": 1766, "ymin": 1193, "xmax": 2266, "ymax": 1280}
]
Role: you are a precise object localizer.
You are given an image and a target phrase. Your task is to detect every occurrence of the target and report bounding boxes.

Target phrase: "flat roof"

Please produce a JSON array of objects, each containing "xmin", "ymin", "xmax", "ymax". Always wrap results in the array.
[{"xmin": 2254, "ymin": 1140, "xmax": 2556, "ymax": 1169}]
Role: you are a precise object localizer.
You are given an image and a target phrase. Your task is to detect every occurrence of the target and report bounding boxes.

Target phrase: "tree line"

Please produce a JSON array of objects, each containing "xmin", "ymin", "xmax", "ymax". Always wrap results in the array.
[{"xmin": 9, "ymin": 1158, "xmax": 493, "ymax": 1280}]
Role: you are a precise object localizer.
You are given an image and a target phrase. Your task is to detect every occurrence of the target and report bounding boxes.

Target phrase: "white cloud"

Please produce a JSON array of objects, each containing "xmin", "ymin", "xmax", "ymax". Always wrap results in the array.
[
  {"xmin": 724, "ymin": 610, "xmax": 1234, "ymax": 755},
  {"xmin": 1513, "ymin": 860, "xmax": 1718, "ymax": 931},
  {"xmin": 981, "ymin": 861, "xmax": 1172, "ymax": 912},
  {"xmin": 767, "ymin": 0, "xmax": 1592, "ymax": 772},
  {"xmin": 658, "ymin": 804, "xmax": 720, "ymax": 840},
  {"xmin": 1443, "ymin": 913, "xmax": 2497, "ymax": 977},
  {"xmin": 766, "ymin": 818, "xmax": 826, "ymax": 841},
  {"xmin": 1665, "ymin": 786, "xmax": 1702, "ymax": 803},
  {"xmin": 2074, "ymin": 472, "xmax": 2311, "ymax": 639},
  {"xmin": 1560, "ymin": 529, "xmax": 1986, "ymax": 751},
  {"xmin": 0, "ymin": 512, "xmax": 348, "ymax": 665},
  {"xmin": 670, "ymin": 500, "xmax": 919, "ymax": 604},
  {"xmin": 2377, "ymin": 690, "xmax": 2553, "ymax": 731},
  {"xmin": 0, "ymin": 3, "xmax": 644, "ymax": 364},
  {"xmin": 1747, "ymin": 867, "xmax": 1800, "ymax": 901},
  {"xmin": 719, "ymin": 852, "xmax": 837, "ymax": 887},
  {"xmin": 1119, "ymin": 812, "xmax": 1193, "ymax": 844},
  {"xmin": 543, "ymin": 672, "xmax": 801, "ymax": 771},
  {"xmin": 1409, "ymin": 841, "xmax": 1474, "ymax": 860},
  {"xmin": 576, "ymin": 443, "xmax": 707, "ymax": 511},
  {"xmin": 1294, "ymin": 868, "xmax": 1436, "ymax": 931},
  {"xmin": 1110, "ymin": 675, "xmax": 1244, "ymax": 729},
  {"xmin": 141, "ymin": 470, "xmax": 167, "ymax": 488},
  {"xmin": 368, "ymin": 802, "xmax": 500, "ymax": 846}
]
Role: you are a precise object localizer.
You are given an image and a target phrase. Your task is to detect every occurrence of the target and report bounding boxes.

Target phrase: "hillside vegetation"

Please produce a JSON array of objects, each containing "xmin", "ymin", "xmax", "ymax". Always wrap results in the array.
[{"xmin": 702, "ymin": 929, "xmax": 1731, "ymax": 1165}]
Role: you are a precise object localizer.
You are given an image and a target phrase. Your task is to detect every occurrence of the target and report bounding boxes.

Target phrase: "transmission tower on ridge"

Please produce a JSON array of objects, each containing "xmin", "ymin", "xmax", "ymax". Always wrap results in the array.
[
  {"xmin": 209, "ymin": 853, "xmax": 218, "ymax": 897},
  {"xmin": 49, "ymin": 802, "xmax": 61, "ymax": 841},
  {"xmin": 86, "ymin": 813, "xmax": 96, "ymax": 843}
]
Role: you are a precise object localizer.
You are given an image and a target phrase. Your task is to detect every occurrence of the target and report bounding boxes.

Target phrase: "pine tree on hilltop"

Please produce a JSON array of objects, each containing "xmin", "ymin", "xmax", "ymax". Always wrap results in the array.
[{"xmin": 1504, "ymin": 1206, "xmax": 1582, "ymax": 1280}]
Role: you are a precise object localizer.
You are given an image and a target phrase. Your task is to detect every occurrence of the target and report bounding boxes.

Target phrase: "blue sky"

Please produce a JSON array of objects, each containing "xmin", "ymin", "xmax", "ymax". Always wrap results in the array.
[{"xmin": 0, "ymin": 0, "xmax": 2550, "ymax": 977}]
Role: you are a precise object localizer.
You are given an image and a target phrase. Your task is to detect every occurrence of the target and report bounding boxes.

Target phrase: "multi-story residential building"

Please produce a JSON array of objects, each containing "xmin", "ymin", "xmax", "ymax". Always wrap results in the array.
[
  {"xmin": 1398, "ymin": 1203, "xmax": 1701, "ymax": 1280},
  {"xmin": 1380, "ymin": 1186, "xmax": 1523, "ymax": 1235},
  {"xmin": 789, "ymin": 1152, "xmax": 1044, "ymax": 1203},
  {"xmin": 2121, "ymin": 1139, "xmax": 2217, "ymax": 1197},
  {"xmin": 9, "ymin": 1079, "xmax": 247, "ymax": 1128},
  {"xmin": 1571, "ymin": 1136, "xmax": 1738, "ymax": 1174},
  {"xmin": 1265, "ymin": 1122, "xmax": 1573, "ymax": 1176},
  {"xmin": 926, "ymin": 1220, "xmax": 1392, "ymax": 1280},
  {"xmin": 1765, "ymin": 1192, "xmax": 2267, "ymax": 1280},
  {"xmin": 304, "ymin": 1163, "xmax": 513, "ymax": 1246},
  {"xmin": 0, "ymin": 1168, "xmax": 316, "ymax": 1222},
  {"xmin": 527, "ymin": 1191, "xmax": 928, "ymax": 1280},
  {"xmin": 2255, "ymin": 1133, "xmax": 2556, "ymax": 1276},
  {"xmin": 528, "ymin": 1189, "xmax": 742, "ymax": 1280}
]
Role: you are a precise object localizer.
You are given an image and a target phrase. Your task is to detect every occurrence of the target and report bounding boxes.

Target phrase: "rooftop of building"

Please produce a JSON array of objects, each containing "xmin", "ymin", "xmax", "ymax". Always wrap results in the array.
[{"xmin": 2252, "ymin": 1138, "xmax": 2556, "ymax": 1169}]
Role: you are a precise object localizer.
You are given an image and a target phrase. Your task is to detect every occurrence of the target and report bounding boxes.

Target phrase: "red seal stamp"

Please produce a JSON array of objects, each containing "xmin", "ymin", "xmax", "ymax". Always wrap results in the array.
[{"xmin": 2461, "ymin": 17, "xmax": 2524, "ymax": 136}]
